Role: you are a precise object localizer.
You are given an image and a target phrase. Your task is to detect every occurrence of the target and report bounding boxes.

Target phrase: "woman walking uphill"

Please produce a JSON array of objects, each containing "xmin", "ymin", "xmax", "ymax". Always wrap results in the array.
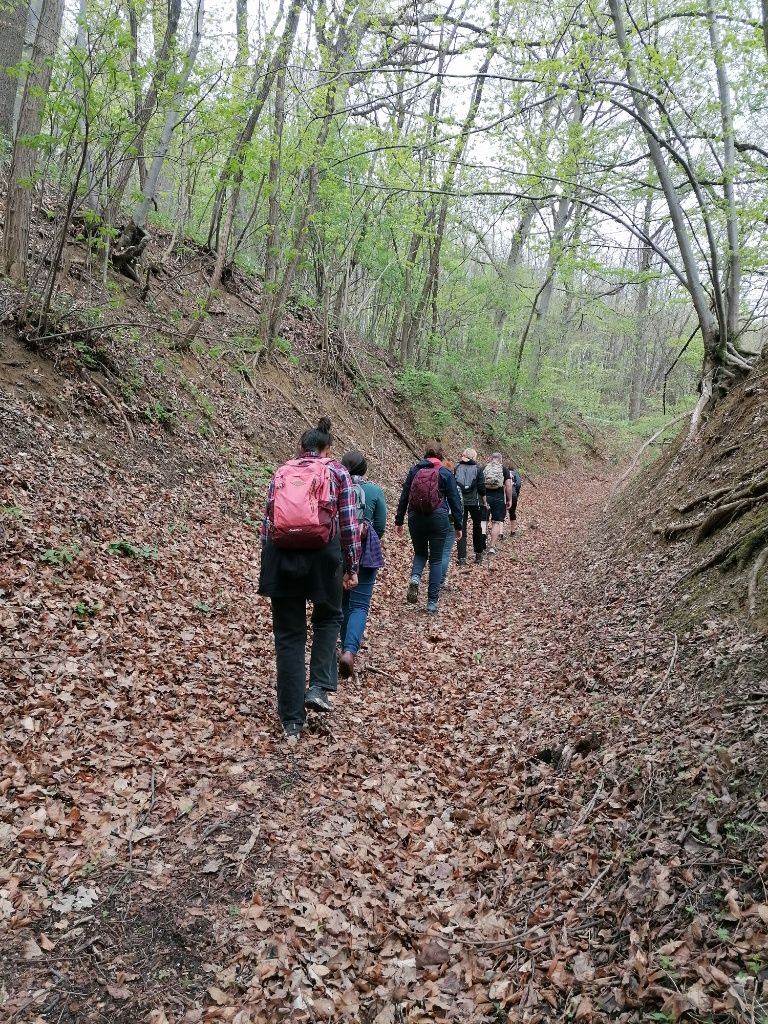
[
  {"xmin": 338, "ymin": 450, "xmax": 387, "ymax": 678},
  {"xmin": 395, "ymin": 443, "xmax": 463, "ymax": 615},
  {"xmin": 258, "ymin": 418, "xmax": 360, "ymax": 744}
]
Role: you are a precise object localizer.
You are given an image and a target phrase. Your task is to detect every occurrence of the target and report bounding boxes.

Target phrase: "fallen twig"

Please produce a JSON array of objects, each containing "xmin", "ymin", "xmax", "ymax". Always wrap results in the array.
[
  {"xmin": 88, "ymin": 375, "xmax": 135, "ymax": 444},
  {"xmin": 605, "ymin": 411, "xmax": 692, "ymax": 510},
  {"xmin": 472, "ymin": 860, "xmax": 616, "ymax": 951},
  {"xmin": 639, "ymin": 634, "xmax": 679, "ymax": 713}
]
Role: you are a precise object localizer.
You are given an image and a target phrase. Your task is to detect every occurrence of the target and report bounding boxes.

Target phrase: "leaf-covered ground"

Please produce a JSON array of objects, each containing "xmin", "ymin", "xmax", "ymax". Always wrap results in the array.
[{"xmin": 1, "ymin": 402, "xmax": 767, "ymax": 1024}]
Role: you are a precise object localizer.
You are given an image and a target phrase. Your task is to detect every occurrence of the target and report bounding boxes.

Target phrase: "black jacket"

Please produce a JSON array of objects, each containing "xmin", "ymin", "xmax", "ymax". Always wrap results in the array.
[
  {"xmin": 395, "ymin": 461, "xmax": 464, "ymax": 526},
  {"xmin": 453, "ymin": 459, "xmax": 486, "ymax": 506}
]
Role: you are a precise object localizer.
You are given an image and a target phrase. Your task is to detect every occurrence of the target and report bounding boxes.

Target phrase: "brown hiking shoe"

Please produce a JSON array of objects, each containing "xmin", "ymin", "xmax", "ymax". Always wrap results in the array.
[{"xmin": 339, "ymin": 651, "xmax": 355, "ymax": 679}]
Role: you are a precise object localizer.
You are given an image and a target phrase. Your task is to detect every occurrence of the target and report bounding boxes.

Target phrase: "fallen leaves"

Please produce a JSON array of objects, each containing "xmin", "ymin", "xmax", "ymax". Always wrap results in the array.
[{"xmin": 1, "ymin": 405, "xmax": 767, "ymax": 1024}]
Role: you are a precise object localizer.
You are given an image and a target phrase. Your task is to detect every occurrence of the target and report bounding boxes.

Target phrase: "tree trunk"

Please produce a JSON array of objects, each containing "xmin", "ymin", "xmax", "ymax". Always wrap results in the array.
[
  {"xmin": 131, "ymin": 0, "xmax": 205, "ymax": 230},
  {"xmin": 10, "ymin": 0, "xmax": 44, "ymax": 138},
  {"xmin": 208, "ymin": 0, "xmax": 304, "ymax": 283},
  {"xmin": 206, "ymin": 0, "xmax": 301, "ymax": 250},
  {"xmin": 262, "ymin": 0, "xmax": 373, "ymax": 348},
  {"xmin": 235, "ymin": 0, "xmax": 248, "ymax": 67},
  {"xmin": 0, "ymin": 1, "xmax": 27, "ymax": 138},
  {"xmin": 260, "ymin": 62, "xmax": 287, "ymax": 346},
  {"xmin": 609, "ymin": 0, "xmax": 721, "ymax": 379},
  {"xmin": 492, "ymin": 202, "xmax": 536, "ymax": 363},
  {"xmin": 629, "ymin": 193, "xmax": 653, "ymax": 420},
  {"xmin": 706, "ymin": 0, "xmax": 740, "ymax": 348},
  {"xmin": 399, "ymin": 0, "xmax": 500, "ymax": 360},
  {"xmin": 106, "ymin": 0, "xmax": 183, "ymax": 223},
  {"xmin": 2, "ymin": 0, "xmax": 63, "ymax": 284}
]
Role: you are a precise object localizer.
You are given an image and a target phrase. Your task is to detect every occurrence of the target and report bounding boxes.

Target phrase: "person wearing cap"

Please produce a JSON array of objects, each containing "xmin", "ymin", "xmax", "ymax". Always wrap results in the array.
[
  {"xmin": 453, "ymin": 447, "xmax": 487, "ymax": 565},
  {"xmin": 483, "ymin": 451, "xmax": 513, "ymax": 554},
  {"xmin": 338, "ymin": 450, "xmax": 387, "ymax": 678}
]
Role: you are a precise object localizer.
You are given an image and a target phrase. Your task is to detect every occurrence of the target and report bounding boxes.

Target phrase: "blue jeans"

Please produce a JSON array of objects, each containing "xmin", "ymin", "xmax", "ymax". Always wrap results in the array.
[
  {"xmin": 408, "ymin": 509, "xmax": 450, "ymax": 602},
  {"xmin": 341, "ymin": 567, "xmax": 378, "ymax": 654},
  {"xmin": 441, "ymin": 528, "xmax": 456, "ymax": 587}
]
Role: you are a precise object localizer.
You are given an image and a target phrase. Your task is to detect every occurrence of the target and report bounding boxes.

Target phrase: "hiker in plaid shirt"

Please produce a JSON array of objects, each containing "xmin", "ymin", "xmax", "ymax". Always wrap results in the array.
[
  {"xmin": 258, "ymin": 418, "xmax": 360, "ymax": 743},
  {"xmin": 260, "ymin": 464, "xmax": 360, "ymax": 574}
]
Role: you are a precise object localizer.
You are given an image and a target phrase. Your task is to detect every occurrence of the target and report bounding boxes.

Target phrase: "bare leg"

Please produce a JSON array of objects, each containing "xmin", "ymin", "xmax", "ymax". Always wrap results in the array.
[{"xmin": 488, "ymin": 520, "xmax": 502, "ymax": 549}]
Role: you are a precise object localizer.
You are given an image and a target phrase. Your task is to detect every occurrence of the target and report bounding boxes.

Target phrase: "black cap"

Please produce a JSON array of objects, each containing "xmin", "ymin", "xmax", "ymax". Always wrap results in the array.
[{"xmin": 342, "ymin": 449, "xmax": 367, "ymax": 476}]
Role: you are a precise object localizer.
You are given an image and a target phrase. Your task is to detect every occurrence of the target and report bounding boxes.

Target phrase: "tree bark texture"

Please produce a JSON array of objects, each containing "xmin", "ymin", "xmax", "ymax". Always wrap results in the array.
[
  {"xmin": 132, "ymin": 0, "xmax": 205, "ymax": 230},
  {"xmin": 2, "ymin": 0, "xmax": 63, "ymax": 284},
  {"xmin": 629, "ymin": 193, "xmax": 653, "ymax": 420},
  {"xmin": 0, "ymin": 0, "xmax": 26, "ymax": 138}
]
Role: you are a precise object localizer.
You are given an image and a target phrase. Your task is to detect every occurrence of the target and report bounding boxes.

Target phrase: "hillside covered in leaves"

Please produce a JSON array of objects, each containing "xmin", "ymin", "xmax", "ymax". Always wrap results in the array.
[
  {"xmin": 1, "ymin": 296, "xmax": 767, "ymax": 1021},
  {"xmin": 1, "ymin": 0, "xmax": 768, "ymax": 1015}
]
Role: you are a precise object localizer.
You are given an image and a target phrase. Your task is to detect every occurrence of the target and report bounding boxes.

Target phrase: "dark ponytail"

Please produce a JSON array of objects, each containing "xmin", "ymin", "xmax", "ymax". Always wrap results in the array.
[{"xmin": 300, "ymin": 416, "xmax": 333, "ymax": 454}]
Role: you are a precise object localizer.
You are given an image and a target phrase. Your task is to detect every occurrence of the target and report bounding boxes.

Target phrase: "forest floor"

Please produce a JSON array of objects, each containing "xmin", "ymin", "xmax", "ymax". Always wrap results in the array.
[{"xmin": 2, "ymin": 420, "xmax": 767, "ymax": 1023}]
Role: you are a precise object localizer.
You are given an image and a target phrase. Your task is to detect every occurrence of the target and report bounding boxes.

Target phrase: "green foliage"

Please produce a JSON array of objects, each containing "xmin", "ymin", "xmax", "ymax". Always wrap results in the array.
[
  {"xmin": 1, "ymin": 504, "xmax": 23, "ymax": 520},
  {"xmin": 396, "ymin": 367, "xmax": 460, "ymax": 438},
  {"xmin": 9, "ymin": 0, "xmax": 767, "ymax": 455},
  {"xmin": 40, "ymin": 543, "xmax": 80, "ymax": 567},
  {"xmin": 143, "ymin": 401, "xmax": 176, "ymax": 427},
  {"xmin": 120, "ymin": 374, "xmax": 144, "ymax": 402},
  {"xmin": 185, "ymin": 383, "xmax": 216, "ymax": 422},
  {"xmin": 74, "ymin": 339, "xmax": 102, "ymax": 370},
  {"xmin": 229, "ymin": 462, "xmax": 276, "ymax": 504},
  {"xmin": 107, "ymin": 539, "xmax": 157, "ymax": 559},
  {"xmin": 74, "ymin": 600, "xmax": 101, "ymax": 618}
]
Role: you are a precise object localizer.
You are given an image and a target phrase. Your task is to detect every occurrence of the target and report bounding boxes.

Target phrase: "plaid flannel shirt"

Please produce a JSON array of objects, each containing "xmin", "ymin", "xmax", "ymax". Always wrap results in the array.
[{"xmin": 261, "ymin": 455, "xmax": 361, "ymax": 575}]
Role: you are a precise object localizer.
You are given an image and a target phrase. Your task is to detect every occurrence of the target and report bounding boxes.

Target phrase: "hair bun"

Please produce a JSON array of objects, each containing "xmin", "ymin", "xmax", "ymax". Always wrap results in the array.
[{"xmin": 317, "ymin": 416, "xmax": 332, "ymax": 433}]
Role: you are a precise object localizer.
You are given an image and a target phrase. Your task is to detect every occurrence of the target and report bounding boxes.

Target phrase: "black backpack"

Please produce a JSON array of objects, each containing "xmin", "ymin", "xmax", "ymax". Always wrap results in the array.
[{"xmin": 454, "ymin": 462, "xmax": 479, "ymax": 499}]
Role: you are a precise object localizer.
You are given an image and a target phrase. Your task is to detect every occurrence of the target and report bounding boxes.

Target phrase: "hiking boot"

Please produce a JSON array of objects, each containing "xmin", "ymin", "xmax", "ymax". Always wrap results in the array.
[
  {"xmin": 283, "ymin": 722, "xmax": 302, "ymax": 746},
  {"xmin": 406, "ymin": 577, "xmax": 420, "ymax": 604},
  {"xmin": 305, "ymin": 686, "xmax": 332, "ymax": 713},
  {"xmin": 338, "ymin": 651, "xmax": 355, "ymax": 679},
  {"xmin": 426, "ymin": 600, "xmax": 439, "ymax": 615},
  {"xmin": 475, "ymin": 552, "xmax": 483, "ymax": 564},
  {"xmin": 487, "ymin": 546, "xmax": 496, "ymax": 556},
  {"xmin": 457, "ymin": 557, "xmax": 467, "ymax": 566}
]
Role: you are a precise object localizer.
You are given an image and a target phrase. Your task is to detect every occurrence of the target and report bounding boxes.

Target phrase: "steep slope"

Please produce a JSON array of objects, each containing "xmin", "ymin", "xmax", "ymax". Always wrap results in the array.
[{"xmin": 607, "ymin": 354, "xmax": 768, "ymax": 630}]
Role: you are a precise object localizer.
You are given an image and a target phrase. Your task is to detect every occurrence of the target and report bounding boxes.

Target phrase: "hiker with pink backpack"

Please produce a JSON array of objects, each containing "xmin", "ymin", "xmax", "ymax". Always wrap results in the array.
[
  {"xmin": 258, "ymin": 418, "xmax": 360, "ymax": 744},
  {"xmin": 394, "ymin": 443, "xmax": 463, "ymax": 615}
]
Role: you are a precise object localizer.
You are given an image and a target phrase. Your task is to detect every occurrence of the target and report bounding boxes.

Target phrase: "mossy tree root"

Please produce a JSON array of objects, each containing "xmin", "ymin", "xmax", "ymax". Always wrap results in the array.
[
  {"xmin": 748, "ymin": 544, "xmax": 768, "ymax": 617},
  {"xmin": 665, "ymin": 469, "xmax": 768, "ymax": 541},
  {"xmin": 694, "ymin": 494, "xmax": 767, "ymax": 544}
]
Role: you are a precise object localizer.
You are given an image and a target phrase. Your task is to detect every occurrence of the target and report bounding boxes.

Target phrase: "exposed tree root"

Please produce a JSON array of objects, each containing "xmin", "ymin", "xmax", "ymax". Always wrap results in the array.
[
  {"xmin": 606, "ymin": 410, "xmax": 691, "ymax": 510},
  {"xmin": 686, "ymin": 516, "xmax": 768, "ymax": 579},
  {"xmin": 673, "ymin": 485, "xmax": 733, "ymax": 516},
  {"xmin": 84, "ymin": 373, "xmax": 135, "ymax": 443},
  {"xmin": 724, "ymin": 471, "xmax": 768, "ymax": 506},
  {"xmin": 663, "ymin": 470, "xmax": 768, "ymax": 543},
  {"xmin": 694, "ymin": 494, "xmax": 767, "ymax": 544},
  {"xmin": 112, "ymin": 221, "xmax": 149, "ymax": 284},
  {"xmin": 660, "ymin": 517, "xmax": 706, "ymax": 541}
]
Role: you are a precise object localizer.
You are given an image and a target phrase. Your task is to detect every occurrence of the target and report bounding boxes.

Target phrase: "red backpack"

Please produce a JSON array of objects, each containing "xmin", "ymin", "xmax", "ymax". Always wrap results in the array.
[
  {"xmin": 269, "ymin": 457, "xmax": 335, "ymax": 549},
  {"xmin": 408, "ymin": 465, "xmax": 443, "ymax": 514}
]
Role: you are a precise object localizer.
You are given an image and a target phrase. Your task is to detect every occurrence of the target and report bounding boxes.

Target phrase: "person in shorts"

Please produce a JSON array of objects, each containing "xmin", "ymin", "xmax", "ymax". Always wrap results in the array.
[
  {"xmin": 507, "ymin": 465, "xmax": 522, "ymax": 536},
  {"xmin": 482, "ymin": 452, "xmax": 513, "ymax": 553}
]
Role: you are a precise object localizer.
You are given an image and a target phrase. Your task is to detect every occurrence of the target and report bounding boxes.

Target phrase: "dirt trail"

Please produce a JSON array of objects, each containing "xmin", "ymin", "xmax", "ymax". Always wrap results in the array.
[{"xmin": 2, "ymin": 452, "xmax": 766, "ymax": 1023}]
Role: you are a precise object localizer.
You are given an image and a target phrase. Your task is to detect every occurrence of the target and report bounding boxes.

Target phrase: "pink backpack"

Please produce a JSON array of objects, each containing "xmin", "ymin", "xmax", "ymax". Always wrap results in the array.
[{"xmin": 270, "ymin": 457, "xmax": 336, "ymax": 549}]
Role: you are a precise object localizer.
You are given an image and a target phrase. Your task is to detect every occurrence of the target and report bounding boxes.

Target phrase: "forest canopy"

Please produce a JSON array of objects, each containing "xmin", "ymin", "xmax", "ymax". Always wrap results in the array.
[{"xmin": 1, "ymin": 0, "xmax": 767, "ymax": 431}]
